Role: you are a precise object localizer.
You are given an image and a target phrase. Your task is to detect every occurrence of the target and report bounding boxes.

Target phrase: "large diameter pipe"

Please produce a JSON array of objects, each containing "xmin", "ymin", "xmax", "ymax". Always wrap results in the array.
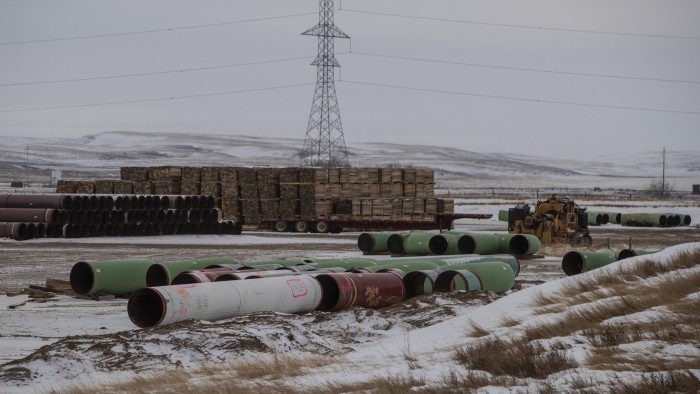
[
  {"xmin": 497, "ymin": 210, "xmax": 509, "ymax": 221},
  {"xmin": 146, "ymin": 256, "xmax": 241, "ymax": 287},
  {"xmin": 70, "ymin": 259, "xmax": 152, "ymax": 296},
  {"xmin": 360, "ymin": 259, "xmax": 442, "ymax": 273},
  {"xmin": 605, "ymin": 212, "xmax": 621, "ymax": 224},
  {"xmin": 438, "ymin": 261, "xmax": 515, "ymax": 293},
  {"xmin": 128, "ymin": 275, "xmax": 323, "ymax": 328},
  {"xmin": 443, "ymin": 231, "xmax": 500, "ymax": 254},
  {"xmin": 429, "ymin": 233, "xmax": 461, "ymax": 255},
  {"xmin": 0, "ymin": 208, "xmax": 60, "ymax": 224},
  {"xmin": 433, "ymin": 269, "xmax": 482, "ymax": 292},
  {"xmin": 244, "ymin": 259, "xmax": 312, "ymax": 267},
  {"xmin": 0, "ymin": 194, "xmax": 73, "ymax": 209},
  {"xmin": 402, "ymin": 270, "xmax": 439, "ymax": 298},
  {"xmin": 494, "ymin": 233, "xmax": 540, "ymax": 255},
  {"xmin": 309, "ymin": 258, "xmax": 378, "ymax": 270},
  {"xmin": 0, "ymin": 222, "xmax": 28, "ymax": 240},
  {"xmin": 617, "ymin": 248, "xmax": 664, "ymax": 261},
  {"xmin": 357, "ymin": 232, "xmax": 394, "ymax": 253},
  {"xmin": 171, "ymin": 267, "xmax": 261, "ymax": 285},
  {"xmin": 315, "ymin": 272, "xmax": 405, "ymax": 312},
  {"xmin": 679, "ymin": 214, "xmax": 692, "ymax": 226},
  {"xmin": 370, "ymin": 254, "xmax": 521, "ymax": 277},
  {"xmin": 587, "ymin": 212, "xmax": 604, "ymax": 226},
  {"xmin": 562, "ymin": 249, "xmax": 616, "ymax": 276},
  {"xmin": 387, "ymin": 232, "xmax": 408, "ymax": 254}
]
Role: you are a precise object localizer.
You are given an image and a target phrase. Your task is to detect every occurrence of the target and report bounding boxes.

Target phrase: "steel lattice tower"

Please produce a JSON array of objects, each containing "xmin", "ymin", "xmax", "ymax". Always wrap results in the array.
[{"xmin": 300, "ymin": 0, "xmax": 350, "ymax": 167}]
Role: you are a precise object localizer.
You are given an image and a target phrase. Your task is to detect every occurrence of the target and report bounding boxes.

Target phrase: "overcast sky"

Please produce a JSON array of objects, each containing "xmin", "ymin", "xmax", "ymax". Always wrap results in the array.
[{"xmin": 0, "ymin": 0, "xmax": 698, "ymax": 159}]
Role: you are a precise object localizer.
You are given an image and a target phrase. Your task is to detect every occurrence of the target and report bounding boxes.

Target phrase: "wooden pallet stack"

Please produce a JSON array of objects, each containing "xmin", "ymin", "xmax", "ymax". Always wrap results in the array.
[{"xmin": 59, "ymin": 166, "xmax": 453, "ymax": 227}]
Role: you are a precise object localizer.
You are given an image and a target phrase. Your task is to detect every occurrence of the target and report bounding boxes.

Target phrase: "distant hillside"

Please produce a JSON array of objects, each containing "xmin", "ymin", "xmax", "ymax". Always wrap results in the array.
[{"xmin": 1, "ymin": 131, "xmax": 697, "ymax": 190}]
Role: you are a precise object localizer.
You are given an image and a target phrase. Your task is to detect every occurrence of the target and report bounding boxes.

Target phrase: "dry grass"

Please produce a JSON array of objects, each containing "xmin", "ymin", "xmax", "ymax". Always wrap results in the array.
[
  {"xmin": 500, "ymin": 315, "xmax": 523, "ymax": 328},
  {"xmin": 466, "ymin": 320, "xmax": 491, "ymax": 337},
  {"xmin": 455, "ymin": 337, "xmax": 576, "ymax": 379},
  {"xmin": 57, "ymin": 353, "xmax": 337, "ymax": 394},
  {"xmin": 608, "ymin": 371, "xmax": 700, "ymax": 394}
]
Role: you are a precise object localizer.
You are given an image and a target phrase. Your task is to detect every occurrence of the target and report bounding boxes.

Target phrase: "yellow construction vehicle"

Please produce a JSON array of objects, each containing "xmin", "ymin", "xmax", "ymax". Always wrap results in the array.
[{"xmin": 507, "ymin": 194, "xmax": 592, "ymax": 245}]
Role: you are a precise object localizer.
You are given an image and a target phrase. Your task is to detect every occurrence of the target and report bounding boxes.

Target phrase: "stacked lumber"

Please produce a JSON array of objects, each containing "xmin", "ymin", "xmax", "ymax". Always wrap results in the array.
[{"xmin": 58, "ymin": 166, "xmax": 453, "ymax": 227}]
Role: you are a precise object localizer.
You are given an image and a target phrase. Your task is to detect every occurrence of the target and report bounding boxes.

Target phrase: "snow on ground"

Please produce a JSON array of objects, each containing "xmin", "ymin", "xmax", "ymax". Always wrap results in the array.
[{"xmin": 1, "ymin": 243, "xmax": 698, "ymax": 393}]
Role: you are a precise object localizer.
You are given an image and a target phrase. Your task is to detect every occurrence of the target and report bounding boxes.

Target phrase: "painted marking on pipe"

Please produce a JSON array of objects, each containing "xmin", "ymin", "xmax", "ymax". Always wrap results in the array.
[{"xmin": 287, "ymin": 278, "xmax": 308, "ymax": 298}]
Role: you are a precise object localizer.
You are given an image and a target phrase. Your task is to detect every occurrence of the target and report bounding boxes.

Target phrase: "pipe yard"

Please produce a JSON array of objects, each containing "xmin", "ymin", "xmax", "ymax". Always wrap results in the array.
[{"xmin": 1, "ymin": 191, "xmax": 699, "ymax": 392}]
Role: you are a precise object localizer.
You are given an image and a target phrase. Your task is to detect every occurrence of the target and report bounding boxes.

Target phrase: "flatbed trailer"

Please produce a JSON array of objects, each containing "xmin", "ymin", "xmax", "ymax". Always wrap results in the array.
[{"xmin": 259, "ymin": 213, "xmax": 493, "ymax": 233}]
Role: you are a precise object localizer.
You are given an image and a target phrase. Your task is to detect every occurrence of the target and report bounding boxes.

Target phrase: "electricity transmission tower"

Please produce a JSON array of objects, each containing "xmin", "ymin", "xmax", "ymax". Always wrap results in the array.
[{"xmin": 300, "ymin": 0, "xmax": 350, "ymax": 167}]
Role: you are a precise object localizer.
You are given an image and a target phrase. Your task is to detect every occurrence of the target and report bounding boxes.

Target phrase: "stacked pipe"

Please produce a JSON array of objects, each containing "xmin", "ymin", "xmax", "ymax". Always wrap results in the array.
[
  {"xmin": 0, "ymin": 193, "xmax": 241, "ymax": 241},
  {"xmin": 364, "ymin": 231, "xmax": 540, "ymax": 257},
  {"xmin": 620, "ymin": 212, "xmax": 691, "ymax": 227},
  {"xmin": 126, "ymin": 255, "xmax": 517, "ymax": 328}
]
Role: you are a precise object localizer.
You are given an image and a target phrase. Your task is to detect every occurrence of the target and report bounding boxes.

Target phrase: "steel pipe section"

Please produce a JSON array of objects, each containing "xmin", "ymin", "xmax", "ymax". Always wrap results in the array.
[
  {"xmin": 171, "ymin": 268, "xmax": 262, "ymax": 285},
  {"xmin": 146, "ymin": 256, "xmax": 240, "ymax": 287},
  {"xmin": 359, "ymin": 259, "xmax": 443, "ymax": 273},
  {"xmin": 0, "ymin": 222, "xmax": 29, "ymax": 240},
  {"xmin": 0, "ymin": 194, "xmax": 74, "ymax": 209},
  {"xmin": 128, "ymin": 275, "xmax": 323, "ymax": 328},
  {"xmin": 0, "ymin": 208, "xmax": 60, "ymax": 224},
  {"xmin": 70, "ymin": 259, "xmax": 152, "ymax": 296},
  {"xmin": 587, "ymin": 212, "xmax": 604, "ymax": 226},
  {"xmin": 435, "ymin": 261, "xmax": 515, "ymax": 293},
  {"xmin": 433, "ymin": 270, "xmax": 482, "ymax": 292},
  {"xmin": 315, "ymin": 272, "xmax": 405, "ymax": 312},
  {"xmin": 561, "ymin": 249, "xmax": 616, "ymax": 276},
  {"xmin": 357, "ymin": 231, "xmax": 394, "ymax": 254},
  {"xmin": 444, "ymin": 231, "xmax": 500, "ymax": 255},
  {"xmin": 402, "ymin": 270, "xmax": 439, "ymax": 298},
  {"xmin": 309, "ymin": 258, "xmax": 378, "ymax": 270},
  {"xmin": 493, "ymin": 233, "xmax": 540, "ymax": 256},
  {"xmin": 617, "ymin": 248, "xmax": 664, "ymax": 261}
]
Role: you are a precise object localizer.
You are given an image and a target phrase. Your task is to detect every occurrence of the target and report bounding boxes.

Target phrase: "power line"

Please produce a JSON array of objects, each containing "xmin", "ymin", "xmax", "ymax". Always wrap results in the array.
[
  {"xmin": 0, "ymin": 82, "xmax": 314, "ymax": 113},
  {"xmin": 347, "ymin": 51, "xmax": 700, "ymax": 85},
  {"xmin": 341, "ymin": 80, "xmax": 700, "ymax": 115},
  {"xmin": 0, "ymin": 55, "xmax": 317, "ymax": 87},
  {"xmin": 0, "ymin": 12, "xmax": 317, "ymax": 46},
  {"xmin": 341, "ymin": 9, "xmax": 700, "ymax": 40}
]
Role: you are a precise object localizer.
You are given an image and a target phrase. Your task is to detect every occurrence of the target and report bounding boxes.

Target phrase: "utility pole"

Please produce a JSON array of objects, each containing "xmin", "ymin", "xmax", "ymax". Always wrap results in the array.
[
  {"xmin": 26, "ymin": 144, "xmax": 29, "ymax": 186},
  {"xmin": 300, "ymin": 0, "xmax": 350, "ymax": 167},
  {"xmin": 662, "ymin": 147, "xmax": 666, "ymax": 196}
]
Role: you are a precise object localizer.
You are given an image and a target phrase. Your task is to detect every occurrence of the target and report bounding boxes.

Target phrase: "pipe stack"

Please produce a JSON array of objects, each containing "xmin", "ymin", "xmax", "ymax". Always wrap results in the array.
[
  {"xmin": 620, "ymin": 212, "xmax": 691, "ymax": 227},
  {"xmin": 0, "ymin": 193, "xmax": 241, "ymax": 240},
  {"xmin": 127, "ymin": 256, "xmax": 517, "ymax": 328},
  {"xmin": 375, "ymin": 231, "xmax": 540, "ymax": 257}
]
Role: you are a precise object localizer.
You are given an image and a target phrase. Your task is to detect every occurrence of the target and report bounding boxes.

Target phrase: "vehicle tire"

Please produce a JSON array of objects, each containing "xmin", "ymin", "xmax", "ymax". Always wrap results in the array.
[
  {"xmin": 329, "ymin": 225, "xmax": 342, "ymax": 234},
  {"xmin": 294, "ymin": 221, "xmax": 309, "ymax": 233},
  {"xmin": 314, "ymin": 221, "xmax": 330, "ymax": 233},
  {"xmin": 273, "ymin": 221, "xmax": 289, "ymax": 232}
]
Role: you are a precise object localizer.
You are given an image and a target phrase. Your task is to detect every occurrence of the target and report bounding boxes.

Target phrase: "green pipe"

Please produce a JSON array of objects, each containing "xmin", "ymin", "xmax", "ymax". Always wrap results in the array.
[
  {"xmin": 498, "ymin": 210, "xmax": 509, "ymax": 221},
  {"xmin": 146, "ymin": 256, "xmax": 240, "ymax": 287},
  {"xmin": 679, "ymin": 214, "xmax": 692, "ymax": 226},
  {"xmin": 361, "ymin": 259, "xmax": 442, "ymax": 273},
  {"xmin": 402, "ymin": 270, "xmax": 439, "ymax": 298},
  {"xmin": 604, "ymin": 212, "xmax": 621, "ymax": 224},
  {"xmin": 617, "ymin": 247, "xmax": 663, "ymax": 261},
  {"xmin": 562, "ymin": 249, "xmax": 616, "ymax": 276},
  {"xmin": 587, "ymin": 212, "xmax": 603, "ymax": 226},
  {"xmin": 494, "ymin": 233, "xmax": 540, "ymax": 255},
  {"xmin": 436, "ymin": 261, "xmax": 515, "ymax": 293},
  {"xmin": 431, "ymin": 233, "xmax": 461, "ymax": 255},
  {"xmin": 387, "ymin": 232, "xmax": 410, "ymax": 254},
  {"xmin": 357, "ymin": 232, "xmax": 396, "ymax": 253},
  {"xmin": 402, "ymin": 232, "xmax": 439, "ymax": 255},
  {"xmin": 70, "ymin": 259, "xmax": 152, "ymax": 296},
  {"xmin": 244, "ymin": 259, "xmax": 311, "ymax": 267},
  {"xmin": 371, "ymin": 254, "xmax": 520, "ymax": 277},
  {"xmin": 443, "ymin": 231, "xmax": 500, "ymax": 255},
  {"xmin": 433, "ymin": 269, "xmax": 482, "ymax": 292},
  {"xmin": 310, "ymin": 258, "xmax": 378, "ymax": 270}
]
